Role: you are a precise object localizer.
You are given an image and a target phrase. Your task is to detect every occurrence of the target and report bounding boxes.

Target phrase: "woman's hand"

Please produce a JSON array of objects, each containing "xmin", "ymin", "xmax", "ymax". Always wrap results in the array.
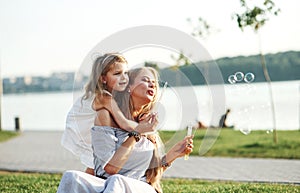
[
  {"xmin": 164, "ymin": 136, "xmax": 194, "ymax": 166},
  {"xmin": 172, "ymin": 136, "xmax": 194, "ymax": 157},
  {"xmin": 146, "ymin": 134, "xmax": 157, "ymax": 144}
]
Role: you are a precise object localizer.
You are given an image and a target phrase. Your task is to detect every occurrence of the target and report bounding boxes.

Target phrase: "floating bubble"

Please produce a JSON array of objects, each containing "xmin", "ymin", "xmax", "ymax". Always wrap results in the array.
[
  {"xmin": 244, "ymin": 72, "xmax": 255, "ymax": 83},
  {"xmin": 244, "ymin": 84, "xmax": 256, "ymax": 94},
  {"xmin": 234, "ymin": 72, "xmax": 244, "ymax": 82},
  {"xmin": 228, "ymin": 75, "xmax": 236, "ymax": 84}
]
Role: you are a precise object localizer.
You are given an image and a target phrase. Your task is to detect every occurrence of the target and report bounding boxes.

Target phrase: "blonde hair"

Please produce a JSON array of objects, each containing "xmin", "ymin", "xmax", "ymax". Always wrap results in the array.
[
  {"xmin": 116, "ymin": 67, "xmax": 163, "ymax": 193},
  {"xmin": 145, "ymin": 143, "xmax": 164, "ymax": 193},
  {"xmin": 82, "ymin": 53, "xmax": 127, "ymax": 100}
]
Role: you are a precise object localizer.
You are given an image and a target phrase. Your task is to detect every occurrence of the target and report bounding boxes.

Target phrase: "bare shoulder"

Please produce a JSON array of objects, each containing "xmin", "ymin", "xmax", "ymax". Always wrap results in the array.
[
  {"xmin": 97, "ymin": 108, "xmax": 110, "ymax": 118},
  {"xmin": 94, "ymin": 108, "xmax": 113, "ymax": 126},
  {"xmin": 93, "ymin": 94, "xmax": 112, "ymax": 111}
]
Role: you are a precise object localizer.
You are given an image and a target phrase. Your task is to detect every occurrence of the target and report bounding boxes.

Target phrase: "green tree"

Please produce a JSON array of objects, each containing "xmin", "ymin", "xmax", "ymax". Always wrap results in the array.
[
  {"xmin": 170, "ymin": 17, "xmax": 211, "ymax": 67},
  {"xmin": 233, "ymin": 0, "xmax": 280, "ymax": 143}
]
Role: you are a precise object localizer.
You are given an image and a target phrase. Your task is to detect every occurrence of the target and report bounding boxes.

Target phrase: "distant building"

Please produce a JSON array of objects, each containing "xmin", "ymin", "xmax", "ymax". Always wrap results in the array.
[{"xmin": 2, "ymin": 72, "xmax": 88, "ymax": 94}]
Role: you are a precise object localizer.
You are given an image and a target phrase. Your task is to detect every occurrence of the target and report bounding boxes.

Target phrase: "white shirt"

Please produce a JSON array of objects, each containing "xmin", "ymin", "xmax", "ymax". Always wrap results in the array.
[{"xmin": 91, "ymin": 126, "xmax": 154, "ymax": 181}]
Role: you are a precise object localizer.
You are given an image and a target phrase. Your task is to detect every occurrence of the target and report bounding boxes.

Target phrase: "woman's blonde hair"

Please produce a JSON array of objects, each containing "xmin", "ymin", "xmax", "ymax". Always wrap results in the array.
[
  {"xmin": 116, "ymin": 67, "xmax": 164, "ymax": 193},
  {"xmin": 145, "ymin": 143, "xmax": 164, "ymax": 193},
  {"xmin": 116, "ymin": 67, "xmax": 159, "ymax": 120},
  {"xmin": 82, "ymin": 53, "xmax": 127, "ymax": 100}
]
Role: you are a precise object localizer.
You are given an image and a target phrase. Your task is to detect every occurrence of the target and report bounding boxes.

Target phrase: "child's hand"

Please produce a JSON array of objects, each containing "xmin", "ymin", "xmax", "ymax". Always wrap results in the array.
[{"xmin": 135, "ymin": 113, "xmax": 158, "ymax": 134}]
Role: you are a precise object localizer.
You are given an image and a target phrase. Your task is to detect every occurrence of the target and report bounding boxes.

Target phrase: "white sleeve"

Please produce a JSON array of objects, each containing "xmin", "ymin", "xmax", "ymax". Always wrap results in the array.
[
  {"xmin": 91, "ymin": 126, "xmax": 118, "ymax": 176},
  {"xmin": 61, "ymin": 95, "xmax": 97, "ymax": 168}
]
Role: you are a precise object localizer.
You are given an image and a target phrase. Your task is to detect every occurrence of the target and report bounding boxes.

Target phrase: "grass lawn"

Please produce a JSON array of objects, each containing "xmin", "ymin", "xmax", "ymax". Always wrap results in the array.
[
  {"xmin": 0, "ymin": 172, "xmax": 61, "ymax": 193},
  {"xmin": 159, "ymin": 129, "xmax": 300, "ymax": 159},
  {"xmin": 1, "ymin": 130, "xmax": 300, "ymax": 192},
  {"xmin": 0, "ymin": 130, "xmax": 19, "ymax": 142},
  {"xmin": 162, "ymin": 178, "xmax": 300, "ymax": 193},
  {"xmin": 0, "ymin": 172, "xmax": 299, "ymax": 193}
]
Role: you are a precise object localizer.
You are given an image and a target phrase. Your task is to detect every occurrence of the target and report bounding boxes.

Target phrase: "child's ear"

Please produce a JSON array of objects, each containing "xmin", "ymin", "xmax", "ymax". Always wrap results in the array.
[{"xmin": 128, "ymin": 85, "xmax": 134, "ymax": 93}]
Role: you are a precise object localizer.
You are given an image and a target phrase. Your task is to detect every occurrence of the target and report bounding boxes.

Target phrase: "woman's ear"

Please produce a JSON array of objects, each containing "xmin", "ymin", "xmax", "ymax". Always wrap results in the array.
[{"xmin": 100, "ymin": 75, "xmax": 107, "ymax": 84}]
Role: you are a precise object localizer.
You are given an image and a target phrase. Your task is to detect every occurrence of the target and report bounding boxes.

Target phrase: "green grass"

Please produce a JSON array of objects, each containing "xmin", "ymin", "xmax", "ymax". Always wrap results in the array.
[
  {"xmin": 1, "ymin": 130, "xmax": 300, "ymax": 192},
  {"xmin": 159, "ymin": 129, "xmax": 300, "ymax": 159},
  {"xmin": 0, "ymin": 131, "xmax": 19, "ymax": 142},
  {"xmin": 0, "ymin": 172, "xmax": 299, "ymax": 193},
  {"xmin": 162, "ymin": 178, "xmax": 300, "ymax": 193},
  {"xmin": 0, "ymin": 172, "xmax": 61, "ymax": 193}
]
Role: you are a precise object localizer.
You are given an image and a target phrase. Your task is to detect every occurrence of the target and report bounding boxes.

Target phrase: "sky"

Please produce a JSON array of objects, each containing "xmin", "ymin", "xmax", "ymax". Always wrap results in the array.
[{"xmin": 0, "ymin": 0, "xmax": 299, "ymax": 78}]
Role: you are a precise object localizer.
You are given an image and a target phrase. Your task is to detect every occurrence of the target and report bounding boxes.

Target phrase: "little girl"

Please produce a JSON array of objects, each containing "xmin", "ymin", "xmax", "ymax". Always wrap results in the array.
[{"xmin": 61, "ymin": 53, "xmax": 157, "ymax": 175}]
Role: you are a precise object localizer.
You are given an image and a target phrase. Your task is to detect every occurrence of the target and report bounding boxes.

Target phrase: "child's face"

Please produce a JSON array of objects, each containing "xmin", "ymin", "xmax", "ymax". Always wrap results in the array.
[{"xmin": 103, "ymin": 62, "xmax": 129, "ymax": 92}]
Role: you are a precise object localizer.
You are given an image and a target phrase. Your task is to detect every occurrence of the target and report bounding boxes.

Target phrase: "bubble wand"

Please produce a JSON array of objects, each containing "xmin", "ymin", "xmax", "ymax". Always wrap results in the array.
[
  {"xmin": 184, "ymin": 124, "xmax": 193, "ymax": 160},
  {"xmin": 153, "ymin": 81, "xmax": 168, "ymax": 112},
  {"xmin": 145, "ymin": 81, "xmax": 168, "ymax": 135}
]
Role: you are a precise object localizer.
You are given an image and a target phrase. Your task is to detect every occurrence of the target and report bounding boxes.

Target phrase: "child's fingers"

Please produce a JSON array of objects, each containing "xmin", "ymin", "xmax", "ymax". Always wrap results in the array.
[
  {"xmin": 139, "ymin": 113, "xmax": 151, "ymax": 122},
  {"xmin": 139, "ymin": 112, "xmax": 157, "ymax": 122},
  {"xmin": 150, "ymin": 113, "xmax": 159, "ymax": 126}
]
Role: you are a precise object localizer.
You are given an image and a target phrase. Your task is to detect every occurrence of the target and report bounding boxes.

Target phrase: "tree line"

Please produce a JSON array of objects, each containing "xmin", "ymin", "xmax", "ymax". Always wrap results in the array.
[
  {"xmin": 3, "ymin": 50, "xmax": 299, "ymax": 94},
  {"xmin": 152, "ymin": 50, "xmax": 300, "ymax": 86}
]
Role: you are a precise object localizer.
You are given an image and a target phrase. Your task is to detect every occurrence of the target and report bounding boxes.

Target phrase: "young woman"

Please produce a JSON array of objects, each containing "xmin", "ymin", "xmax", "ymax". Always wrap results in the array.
[{"xmin": 57, "ymin": 67, "xmax": 194, "ymax": 193}]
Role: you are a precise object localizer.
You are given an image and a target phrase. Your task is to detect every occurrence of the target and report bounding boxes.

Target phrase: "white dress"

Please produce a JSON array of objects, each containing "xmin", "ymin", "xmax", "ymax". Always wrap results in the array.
[
  {"xmin": 57, "ymin": 171, "xmax": 156, "ymax": 193},
  {"xmin": 57, "ymin": 126, "xmax": 157, "ymax": 193},
  {"xmin": 61, "ymin": 95, "xmax": 96, "ymax": 168}
]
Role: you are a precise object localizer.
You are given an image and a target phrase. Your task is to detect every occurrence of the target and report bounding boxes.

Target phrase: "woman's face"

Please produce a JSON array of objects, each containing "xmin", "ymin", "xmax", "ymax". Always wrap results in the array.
[
  {"xmin": 102, "ymin": 62, "xmax": 129, "ymax": 92},
  {"xmin": 130, "ymin": 69, "xmax": 157, "ymax": 105}
]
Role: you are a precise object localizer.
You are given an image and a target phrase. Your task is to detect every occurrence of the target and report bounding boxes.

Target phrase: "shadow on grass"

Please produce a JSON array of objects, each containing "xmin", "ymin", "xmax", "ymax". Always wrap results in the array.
[{"xmin": 242, "ymin": 142, "xmax": 264, "ymax": 148}]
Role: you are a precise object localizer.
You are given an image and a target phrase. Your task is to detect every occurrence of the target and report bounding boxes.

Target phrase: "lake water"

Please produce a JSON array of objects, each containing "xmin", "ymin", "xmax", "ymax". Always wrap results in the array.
[{"xmin": 2, "ymin": 80, "xmax": 299, "ymax": 132}]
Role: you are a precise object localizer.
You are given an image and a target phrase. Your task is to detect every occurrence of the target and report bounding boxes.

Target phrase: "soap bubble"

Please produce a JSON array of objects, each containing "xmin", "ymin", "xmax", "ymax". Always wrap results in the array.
[
  {"xmin": 244, "ymin": 72, "xmax": 255, "ymax": 83},
  {"xmin": 234, "ymin": 72, "xmax": 244, "ymax": 82},
  {"xmin": 228, "ymin": 75, "xmax": 236, "ymax": 84},
  {"xmin": 228, "ymin": 72, "xmax": 255, "ymax": 84}
]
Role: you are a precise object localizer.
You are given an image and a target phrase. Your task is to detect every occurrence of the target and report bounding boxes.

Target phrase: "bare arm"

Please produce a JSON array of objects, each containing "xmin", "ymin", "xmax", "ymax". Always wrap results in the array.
[
  {"xmin": 94, "ymin": 94, "xmax": 157, "ymax": 134},
  {"xmin": 104, "ymin": 134, "xmax": 137, "ymax": 175},
  {"xmin": 93, "ymin": 94, "xmax": 137, "ymax": 131},
  {"xmin": 95, "ymin": 109, "xmax": 157, "ymax": 175},
  {"xmin": 94, "ymin": 108, "xmax": 116, "ymax": 128},
  {"xmin": 162, "ymin": 136, "xmax": 194, "ymax": 171}
]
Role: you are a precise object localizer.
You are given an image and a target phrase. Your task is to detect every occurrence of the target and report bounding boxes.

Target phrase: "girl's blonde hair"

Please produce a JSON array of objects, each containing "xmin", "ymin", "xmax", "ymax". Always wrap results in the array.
[
  {"xmin": 116, "ymin": 67, "xmax": 163, "ymax": 193},
  {"xmin": 82, "ymin": 53, "xmax": 127, "ymax": 100}
]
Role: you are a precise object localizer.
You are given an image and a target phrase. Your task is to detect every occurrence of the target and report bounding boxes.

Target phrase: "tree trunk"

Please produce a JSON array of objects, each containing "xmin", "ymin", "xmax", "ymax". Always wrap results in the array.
[{"xmin": 259, "ymin": 52, "xmax": 278, "ymax": 143}]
